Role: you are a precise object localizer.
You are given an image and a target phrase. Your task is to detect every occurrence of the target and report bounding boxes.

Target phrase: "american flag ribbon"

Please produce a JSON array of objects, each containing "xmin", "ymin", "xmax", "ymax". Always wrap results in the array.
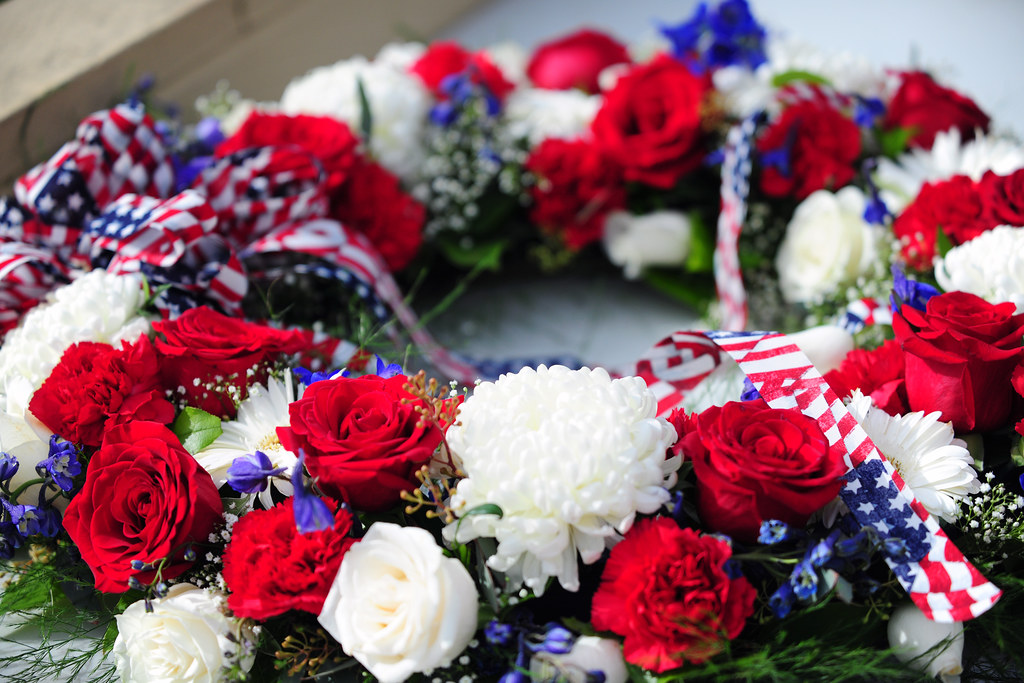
[
  {"xmin": 838, "ymin": 296, "xmax": 893, "ymax": 334},
  {"xmin": 0, "ymin": 242, "xmax": 72, "ymax": 337},
  {"xmin": 638, "ymin": 328, "xmax": 1001, "ymax": 623},
  {"xmin": 714, "ymin": 112, "xmax": 762, "ymax": 331}
]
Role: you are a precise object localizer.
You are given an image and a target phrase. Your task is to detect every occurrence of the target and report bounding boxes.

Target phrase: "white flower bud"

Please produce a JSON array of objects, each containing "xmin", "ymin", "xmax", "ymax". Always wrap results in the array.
[{"xmin": 887, "ymin": 602, "xmax": 964, "ymax": 682}]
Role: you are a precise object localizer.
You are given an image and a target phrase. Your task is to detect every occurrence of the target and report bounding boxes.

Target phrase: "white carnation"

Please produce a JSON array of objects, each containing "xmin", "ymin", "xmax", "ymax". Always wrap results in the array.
[
  {"xmin": 775, "ymin": 187, "xmax": 882, "ymax": 304},
  {"xmin": 444, "ymin": 365, "xmax": 679, "ymax": 594},
  {"xmin": 935, "ymin": 225, "xmax": 1024, "ymax": 311},
  {"xmin": 602, "ymin": 210, "xmax": 692, "ymax": 279},
  {"xmin": 503, "ymin": 87, "xmax": 601, "ymax": 146},
  {"xmin": 875, "ymin": 128, "xmax": 1024, "ymax": 213},
  {"xmin": 0, "ymin": 270, "xmax": 150, "ymax": 393},
  {"xmin": 280, "ymin": 56, "xmax": 430, "ymax": 182},
  {"xmin": 113, "ymin": 584, "xmax": 254, "ymax": 683}
]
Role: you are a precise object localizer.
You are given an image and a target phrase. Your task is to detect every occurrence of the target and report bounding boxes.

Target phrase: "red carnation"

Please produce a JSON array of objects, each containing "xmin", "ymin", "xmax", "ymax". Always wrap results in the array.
[
  {"xmin": 215, "ymin": 112, "xmax": 359, "ymax": 194},
  {"xmin": 527, "ymin": 29, "xmax": 631, "ymax": 94},
  {"xmin": 591, "ymin": 54, "xmax": 709, "ymax": 189},
  {"xmin": 757, "ymin": 100, "xmax": 861, "ymax": 200},
  {"xmin": 892, "ymin": 175, "xmax": 997, "ymax": 268},
  {"xmin": 152, "ymin": 306, "xmax": 308, "ymax": 419},
  {"xmin": 222, "ymin": 498, "xmax": 358, "ymax": 620},
  {"xmin": 29, "ymin": 336, "xmax": 174, "ymax": 448},
  {"xmin": 591, "ymin": 518, "xmax": 755, "ymax": 672},
  {"xmin": 332, "ymin": 158, "xmax": 425, "ymax": 272},
  {"xmin": 824, "ymin": 339, "xmax": 909, "ymax": 416},
  {"xmin": 525, "ymin": 137, "xmax": 626, "ymax": 250},
  {"xmin": 277, "ymin": 374, "xmax": 445, "ymax": 512},
  {"xmin": 676, "ymin": 399, "xmax": 845, "ymax": 542},
  {"xmin": 884, "ymin": 71, "xmax": 990, "ymax": 150},
  {"xmin": 409, "ymin": 41, "xmax": 514, "ymax": 101},
  {"xmin": 63, "ymin": 422, "xmax": 222, "ymax": 593}
]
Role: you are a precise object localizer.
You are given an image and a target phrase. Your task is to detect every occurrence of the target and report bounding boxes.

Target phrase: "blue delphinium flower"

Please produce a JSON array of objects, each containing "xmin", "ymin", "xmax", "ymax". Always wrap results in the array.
[
  {"xmin": 890, "ymin": 264, "xmax": 939, "ymax": 314},
  {"xmin": 0, "ymin": 451, "xmax": 18, "ymax": 484},
  {"xmin": 293, "ymin": 366, "xmax": 346, "ymax": 386},
  {"xmin": 291, "ymin": 451, "xmax": 334, "ymax": 534},
  {"xmin": 485, "ymin": 620, "xmax": 515, "ymax": 646},
  {"xmin": 526, "ymin": 623, "xmax": 574, "ymax": 655},
  {"xmin": 226, "ymin": 450, "xmax": 287, "ymax": 494},
  {"xmin": 769, "ymin": 581, "xmax": 796, "ymax": 619},
  {"xmin": 661, "ymin": 0, "xmax": 767, "ymax": 72},
  {"xmin": 807, "ymin": 529, "xmax": 841, "ymax": 568},
  {"xmin": 740, "ymin": 377, "xmax": 761, "ymax": 401},
  {"xmin": 36, "ymin": 435, "xmax": 81, "ymax": 492},
  {"xmin": 0, "ymin": 521, "xmax": 22, "ymax": 560},
  {"xmin": 789, "ymin": 559, "xmax": 819, "ymax": 601},
  {"xmin": 758, "ymin": 519, "xmax": 802, "ymax": 545},
  {"xmin": 374, "ymin": 356, "xmax": 403, "ymax": 379}
]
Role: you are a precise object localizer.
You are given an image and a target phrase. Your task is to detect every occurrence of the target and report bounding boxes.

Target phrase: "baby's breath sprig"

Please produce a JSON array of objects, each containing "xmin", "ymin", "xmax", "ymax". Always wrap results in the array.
[{"xmin": 958, "ymin": 471, "xmax": 1024, "ymax": 565}]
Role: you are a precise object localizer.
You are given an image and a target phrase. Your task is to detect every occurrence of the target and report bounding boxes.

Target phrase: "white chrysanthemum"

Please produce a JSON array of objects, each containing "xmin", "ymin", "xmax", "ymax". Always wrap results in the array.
[
  {"xmin": 280, "ymin": 56, "xmax": 431, "ymax": 182},
  {"xmin": 444, "ymin": 365, "xmax": 679, "ymax": 595},
  {"xmin": 875, "ymin": 128, "xmax": 1024, "ymax": 213},
  {"xmin": 194, "ymin": 375, "xmax": 297, "ymax": 506},
  {"xmin": 0, "ymin": 270, "xmax": 150, "ymax": 393},
  {"xmin": 847, "ymin": 391, "xmax": 980, "ymax": 522},
  {"xmin": 936, "ymin": 225, "xmax": 1024, "ymax": 311},
  {"xmin": 713, "ymin": 35, "xmax": 885, "ymax": 117},
  {"xmin": 373, "ymin": 41, "xmax": 426, "ymax": 71},
  {"xmin": 503, "ymin": 87, "xmax": 601, "ymax": 147}
]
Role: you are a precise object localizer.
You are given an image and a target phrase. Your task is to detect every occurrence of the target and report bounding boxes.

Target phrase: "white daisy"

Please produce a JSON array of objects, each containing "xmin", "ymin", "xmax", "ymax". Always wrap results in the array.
[
  {"xmin": 874, "ymin": 128, "xmax": 1024, "ymax": 213},
  {"xmin": 194, "ymin": 374, "xmax": 297, "ymax": 507},
  {"xmin": 847, "ymin": 390, "xmax": 980, "ymax": 522}
]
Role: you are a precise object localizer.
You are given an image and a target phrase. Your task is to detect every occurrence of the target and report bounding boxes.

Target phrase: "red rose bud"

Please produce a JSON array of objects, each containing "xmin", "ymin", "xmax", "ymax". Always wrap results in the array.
[
  {"xmin": 678, "ymin": 399, "xmax": 845, "ymax": 542},
  {"xmin": 978, "ymin": 168, "xmax": 1024, "ymax": 227},
  {"xmin": 527, "ymin": 29, "xmax": 631, "ymax": 94},
  {"xmin": 591, "ymin": 518, "xmax": 755, "ymax": 672},
  {"xmin": 152, "ymin": 306, "xmax": 308, "ymax": 419},
  {"xmin": 62, "ymin": 422, "xmax": 223, "ymax": 593},
  {"xmin": 884, "ymin": 71, "xmax": 990, "ymax": 150},
  {"xmin": 409, "ymin": 41, "xmax": 514, "ymax": 102},
  {"xmin": 757, "ymin": 100, "xmax": 861, "ymax": 200},
  {"xmin": 591, "ymin": 54, "xmax": 709, "ymax": 189},
  {"xmin": 276, "ymin": 374, "xmax": 444, "ymax": 511},
  {"xmin": 893, "ymin": 290, "xmax": 1024, "ymax": 432}
]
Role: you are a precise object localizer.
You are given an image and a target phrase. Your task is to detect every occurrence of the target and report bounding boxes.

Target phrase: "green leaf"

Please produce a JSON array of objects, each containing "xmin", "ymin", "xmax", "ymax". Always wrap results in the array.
[
  {"xmin": 935, "ymin": 222, "xmax": 955, "ymax": 258},
  {"xmin": 771, "ymin": 70, "xmax": 832, "ymax": 88},
  {"xmin": 461, "ymin": 503, "xmax": 503, "ymax": 519},
  {"xmin": 436, "ymin": 236, "xmax": 508, "ymax": 271},
  {"xmin": 684, "ymin": 212, "xmax": 715, "ymax": 273},
  {"xmin": 0, "ymin": 567, "xmax": 55, "ymax": 614},
  {"xmin": 101, "ymin": 618, "xmax": 119, "ymax": 654},
  {"xmin": 879, "ymin": 126, "xmax": 914, "ymax": 158},
  {"xmin": 171, "ymin": 407, "xmax": 223, "ymax": 455},
  {"xmin": 356, "ymin": 77, "xmax": 373, "ymax": 144}
]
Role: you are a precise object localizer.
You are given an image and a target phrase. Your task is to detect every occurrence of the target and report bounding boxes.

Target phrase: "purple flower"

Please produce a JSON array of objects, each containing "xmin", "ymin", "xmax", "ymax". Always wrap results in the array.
[
  {"xmin": 0, "ymin": 452, "xmax": 18, "ymax": 484},
  {"xmin": 226, "ymin": 450, "xmax": 286, "ymax": 494},
  {"xmin": 291, "ymin": 451, "xmax": 334, "ymax": 534},
  {"xmin": 890, "ymin": 264, "xmax": 939, "ymax": 314},
  {"xmin": 293, "ymin": 366, "xmax": 346, "ymax": 387},
  {"xmin": 374, "ymin": 356, "xmax": 403, "ymax": 379}
]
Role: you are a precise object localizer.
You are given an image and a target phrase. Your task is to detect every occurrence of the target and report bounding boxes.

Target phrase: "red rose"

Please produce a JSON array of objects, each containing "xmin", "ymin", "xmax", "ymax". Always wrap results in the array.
[
  {"xmin": 893, "ymin": 290, "xmax": 1024, "ymax": 432},
  {"xmin": 527, "ymin": 29, "xmax": 631, "ymax": 94},
  {"xmin": 216, "ymin": 112, "xmax": 359, "ymax": 194},
  {"xmin": 892, "ymin": 175, "xmax": 997, "ymax": 269},
  {"xmin": 222, "ymin": 497, "xmax": 357, "ymax": 620},
  {"xmin": 676, "ymin": 399, "xmax": 845, "ymax": 542},
  {"xmin": 152, "ymin": 306, "xmax": 308, "ymax": 419},
  {"xmin": 884, "ymin": 71, "xmax": 990, "ymax": 149},
  {"xmin": 409, "ymin": 41, "xmax": 514, "ymax": 101},
  {"xmin": 29, "ymin": 336, "xmax": 174, "ymax": 448},
  {"xmin": 757, "ymin": 101, "xmax": 861, "ymax": 200},
  {"xmin": 591, "ymin": 54, "xmax": 709, "ymax": 189},
  {"xmin": 591, "ymin": 518, "xmax": 755, "ymax": 672},
  {"xmin": 524, "ymin": 137, "xmax": 626, "ymax": 249},
  {"xmin": 332, "ymin": 157, "xmax": 425, "ymax": 271},
  {"xmin": 979, "ymin": 169, "xmax": 1024, "ymax": 227},
  {"xmin": 277, "ymin": 374, "xmax": 444, "ymax": 511},
  {"xmin": 824, "ymin": 339, "xmax": 908, "ymax": 416},
  {"xmin": 63, "ymin": 422, "xmax": 222, "ymax": 593}
]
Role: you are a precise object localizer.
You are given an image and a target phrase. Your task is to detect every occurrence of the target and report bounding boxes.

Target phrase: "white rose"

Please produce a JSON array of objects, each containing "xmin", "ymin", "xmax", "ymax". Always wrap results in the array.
[
  {"xmin": 775, "ymin": 187, "xmax": 880, "ymax": 304},
  {"xmin": 887, "ymin": 602, "xmax": 964, "ymax": 682},
  {"xmin": 113, "ymin": 584, "xmax": 254, "ymax": 683},
  {"xmin": 318, "ymin": 522, "xmax": 477, "ymax": 683},
  {"xmin": 530, "ymin": 636, "xmax": 628, "ymax": 683},
  {"xmin": 603, "ymin": 210, "xmax": 692, "ymax": 279}
]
